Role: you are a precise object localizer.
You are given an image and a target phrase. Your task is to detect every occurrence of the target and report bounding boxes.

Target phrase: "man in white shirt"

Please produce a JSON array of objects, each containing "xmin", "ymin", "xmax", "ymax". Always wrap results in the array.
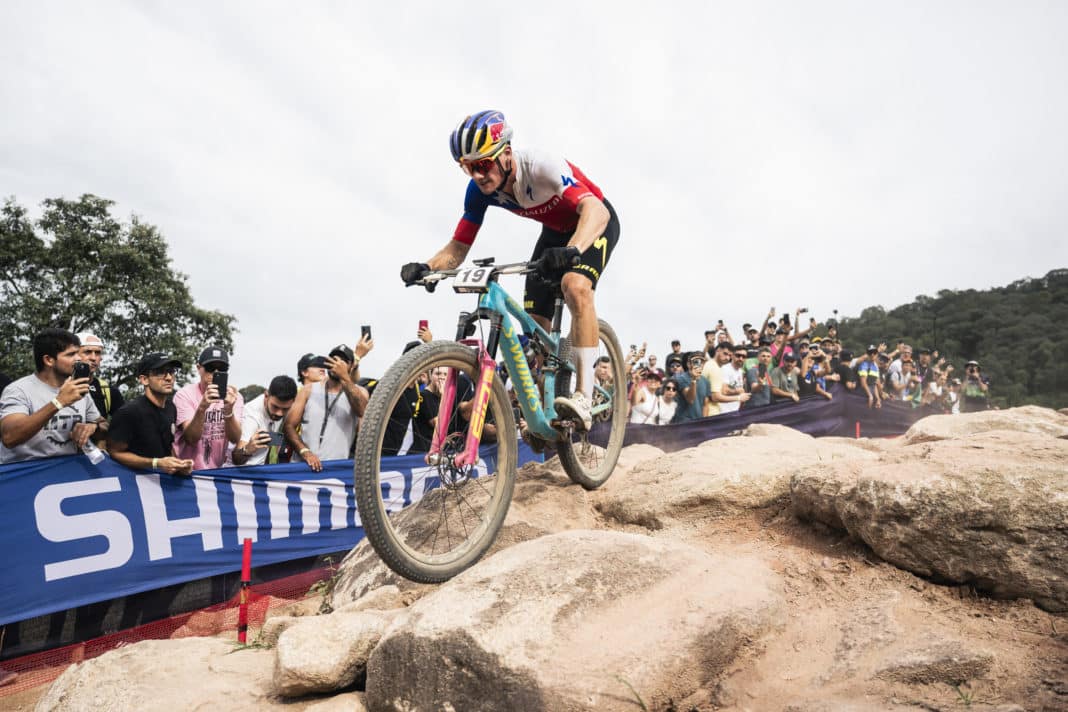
[
  {"xmin": 718, "ymin": 344, "xmax": 751, "ymax": 414},
  {"xmin": 233, "ymin": 375, "xmax": 299, "ymax": 466}
]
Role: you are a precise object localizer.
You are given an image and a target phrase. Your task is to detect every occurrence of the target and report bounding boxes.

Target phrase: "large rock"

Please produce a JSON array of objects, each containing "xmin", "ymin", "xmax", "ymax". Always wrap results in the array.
[
  {"xmin": 329, "ymin": 446, "xmax": 666, "ymax": 610},
  {"xmin": 273, "ymin": 611, "xmax": 389, "ymax": 697},
  {"xmin": 35, "ymin": 638, "xmax": 277, "ymax": 712},
  {"xmin": 596, "ymin": 425, "xmax": 876, "ymax": 529},
  {"xmin": 364, "ymin": 530, "xmax": 782, "ymax": 712},
  {"xmin": 903, "ymin": 405, "xmax": 1068, "ymax": 444},
  {"xmin": 791, "ymin": 430, "xmax": 1068, "ymax": 612}
]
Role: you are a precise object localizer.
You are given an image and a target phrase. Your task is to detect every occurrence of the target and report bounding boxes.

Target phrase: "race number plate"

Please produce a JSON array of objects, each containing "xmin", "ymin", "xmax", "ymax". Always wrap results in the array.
[{"xmin": 452, "ymin": 267, "xmax": 493, "ymax": 293}]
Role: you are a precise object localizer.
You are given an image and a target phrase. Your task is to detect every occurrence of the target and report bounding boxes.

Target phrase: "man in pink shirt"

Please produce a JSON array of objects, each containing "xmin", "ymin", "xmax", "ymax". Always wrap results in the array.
[{"xmin": 173, "ymin": 346, "xmax": 243, "ymax": 470}]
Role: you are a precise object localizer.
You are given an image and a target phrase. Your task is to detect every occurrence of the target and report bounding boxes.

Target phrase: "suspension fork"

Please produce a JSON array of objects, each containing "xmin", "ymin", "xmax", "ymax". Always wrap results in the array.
[{"xmin": 429, "ymin": 312, "xmax": 502, "ymax": 468}]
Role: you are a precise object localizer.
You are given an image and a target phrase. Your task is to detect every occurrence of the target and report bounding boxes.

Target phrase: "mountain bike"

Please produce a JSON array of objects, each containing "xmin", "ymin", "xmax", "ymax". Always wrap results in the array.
[{"xmin": 353, "ymin": 257, "xmax": 628, "ymax": 583}]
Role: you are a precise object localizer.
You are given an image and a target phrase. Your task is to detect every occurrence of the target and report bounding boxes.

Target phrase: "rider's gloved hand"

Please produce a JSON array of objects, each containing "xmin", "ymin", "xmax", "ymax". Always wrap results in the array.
[
  {"xmin": 401, "ymin": 262, "xmax": 430, "ymax": 286},
  {"xmin": 538, "ymin": 246, "xmax": 581, "ymax": 278}
]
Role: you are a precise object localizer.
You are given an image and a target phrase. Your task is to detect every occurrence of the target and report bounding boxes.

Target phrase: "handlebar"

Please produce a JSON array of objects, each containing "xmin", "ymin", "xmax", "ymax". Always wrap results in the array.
[{"xmin": 408, "ymin": 255, "xmax": 579, "ymax": 291}]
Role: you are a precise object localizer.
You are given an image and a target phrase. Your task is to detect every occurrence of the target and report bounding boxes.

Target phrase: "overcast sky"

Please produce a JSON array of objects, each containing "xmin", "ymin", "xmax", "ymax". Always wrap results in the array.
[{"xmin": 3, "ymin": 2, "xmax": 1066, "ymax": 386}]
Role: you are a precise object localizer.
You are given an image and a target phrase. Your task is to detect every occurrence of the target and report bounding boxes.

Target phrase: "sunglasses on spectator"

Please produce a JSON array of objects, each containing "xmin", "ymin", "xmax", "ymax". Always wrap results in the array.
[
  {"xmin": 202, "ymin": 362, "xmax": 225, "ymax": 373},
  {"xmin": 733, "ymin": 352, "xmax": 746, "ymax": 358},
  {"xmin": 460, "ymin": 144, "xmax": 507, "ymax": 176},
  {"xmin": 149, "ymin": 367, "xmax": 177, "ymax": 377}
]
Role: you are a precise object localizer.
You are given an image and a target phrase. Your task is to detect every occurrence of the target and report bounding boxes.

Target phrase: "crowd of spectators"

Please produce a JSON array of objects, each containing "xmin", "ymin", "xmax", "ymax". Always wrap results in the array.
[
  {"xmin": 617, "ymin": 307, "xmax": 991, "ymax": 425},
  {"xmin": 0, "ymin": 310, "xmax": 992, "ymax": 470}
]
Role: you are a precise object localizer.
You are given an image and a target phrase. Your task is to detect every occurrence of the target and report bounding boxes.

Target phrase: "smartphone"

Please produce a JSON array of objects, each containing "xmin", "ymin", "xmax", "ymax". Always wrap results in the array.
[
  {"xmin": 72, "ymin": 362, "xmax": 92, "ymax": 381},
  {"xmin": 418, "ymin": 319, "xmax": 428, "ymax": 331},
  {"xmin": 212, "ymin": 370, "xmax": 228, "ymax": 398},
  {"xmin": 267, "ymin": 430, "xmax": 285, "ymax": 447},
  {"xmin": 361, "ymin": 325, "xmax": 372, "ymax": 341}
]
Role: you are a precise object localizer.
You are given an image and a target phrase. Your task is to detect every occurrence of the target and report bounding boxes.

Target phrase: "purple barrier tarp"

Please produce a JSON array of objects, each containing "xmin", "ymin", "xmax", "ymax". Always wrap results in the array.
[{"xmin": 597, "ymin": 384, "xmax": 927, "ymax": 453}]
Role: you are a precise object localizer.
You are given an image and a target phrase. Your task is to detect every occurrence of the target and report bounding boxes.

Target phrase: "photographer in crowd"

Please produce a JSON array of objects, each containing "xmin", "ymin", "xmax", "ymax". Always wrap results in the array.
[
  {"xmin": 233, "ymin": 375, "xmax": 299, "ymax": 466},
  {"xmin": 0, "ymin": 329, "xmax": 103, "ymax": 464},
  {"xmin": 960, "ymin": 360, "xmax": 990, "ymax": 412},
  {"xmin": 174, "ymin": 347, "xmax": 243, "ymax": 470}
]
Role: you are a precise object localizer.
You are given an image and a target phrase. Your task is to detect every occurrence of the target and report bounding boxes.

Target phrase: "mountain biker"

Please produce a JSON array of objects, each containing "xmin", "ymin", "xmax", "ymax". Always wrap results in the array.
[{"xmin": 400, "ymin": 110, "xmax": 620, "ymax": 431}]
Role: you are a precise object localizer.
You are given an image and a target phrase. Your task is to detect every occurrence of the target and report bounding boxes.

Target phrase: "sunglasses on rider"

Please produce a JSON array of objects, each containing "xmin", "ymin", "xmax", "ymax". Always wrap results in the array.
[{"xmin": 460, "ymin": 144, "xmax": 507, "ymax": 176}]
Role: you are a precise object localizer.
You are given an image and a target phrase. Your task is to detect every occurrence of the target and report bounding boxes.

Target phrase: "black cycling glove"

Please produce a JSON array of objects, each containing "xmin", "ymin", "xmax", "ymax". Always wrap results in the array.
[
  {"xmin": 401, "ymin": 262, "xmax": 430, "ymax": 286},
  {"xmin": 538, "ymin": 246, "xmax": 581, "ymax": 278}
]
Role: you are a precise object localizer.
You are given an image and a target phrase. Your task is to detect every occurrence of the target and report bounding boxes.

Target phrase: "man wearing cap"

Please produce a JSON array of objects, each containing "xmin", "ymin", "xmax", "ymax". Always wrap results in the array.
[
  {"xmin": 671, "ymin": 351, "xmax": 711, "ymax": 424},
  {"xmin": 770, "ymin": 353, "xmax": 801, "ymax": 403},
  {"xmin": 285, "ymin": 336, "xmax": 373, "ymax": 471},
  {"xmin": 233, "ymin": 375, "xmax": 299, "ymax": 466},
  {"xmin": 75, "ymin": 332, "xmax": 124, "ymax": 440},
  {"xmin": 173, "ymin": 346, "xmax": 243, "ymax": 470},
  {"xmin": 0, "ymin": 328, "xmax": 102, "ymax": 463},
  {"xmin": 107, "ymin": 353, "xmax": 193, "ymax": 476}
]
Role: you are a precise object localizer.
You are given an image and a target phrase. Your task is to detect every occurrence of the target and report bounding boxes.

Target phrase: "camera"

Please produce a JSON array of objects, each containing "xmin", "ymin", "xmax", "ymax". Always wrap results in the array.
[
  {"xmin": 72, "ymin": 362, "xmax": 92, "ymax": 381},
  {"xmin": 799, "ymin": 307, "xmax": 809, "ymax": 314}
]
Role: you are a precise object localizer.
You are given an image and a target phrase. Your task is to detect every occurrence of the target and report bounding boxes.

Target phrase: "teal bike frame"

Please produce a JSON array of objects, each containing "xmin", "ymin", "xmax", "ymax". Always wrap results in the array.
[{"xmin": 427, "ymin": 271, "xmax": 614, "ymax": 469}]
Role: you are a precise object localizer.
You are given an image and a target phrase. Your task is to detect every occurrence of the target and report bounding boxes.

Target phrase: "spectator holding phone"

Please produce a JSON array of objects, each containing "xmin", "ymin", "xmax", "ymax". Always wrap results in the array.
[
  {"xmin": 672, "ymin": 351, "xmax": 711, "ymax": 423},
  {"xmin": 174, "ymin": 346, "xmax": 243, "ymax": 470},
  {"xmin": 0, "ymin": 328, "xmax": 102, "ymax": 463},
  {"xmin": 107, "ymin": 352, "xmax": 193, "ymax": 476},
  {"xmin": 233, "ymin": 375, "xmax": 299, "ymax": 466},
  {"xmin": 286, "ymin": 337, "xmax": 373, "ymax": 472},
  {"xmin": 628, "ymin": 367, "xmax": 662, "ymax": 424},
  {"xmin": 960, "ymin": 360, "xmax": 990, "ymax": 412},
  {"xmin": 745, "ymin": 347, "xmax": 775, "ymax": 408}
]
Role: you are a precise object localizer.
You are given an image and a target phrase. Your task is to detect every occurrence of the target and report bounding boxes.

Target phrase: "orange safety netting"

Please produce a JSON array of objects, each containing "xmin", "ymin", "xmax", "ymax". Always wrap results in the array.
[{"xmin": 0, "ymin": 566, "xmax": 333, "ymax": 697}]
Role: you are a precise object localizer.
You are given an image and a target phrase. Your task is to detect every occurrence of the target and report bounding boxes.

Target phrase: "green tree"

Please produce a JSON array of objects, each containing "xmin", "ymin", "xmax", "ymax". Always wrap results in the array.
[
  {"xmin": 835, "ymin": 270, "xmax": 1068, "ymax": 409},
  {"xmin": 0, "ymin": 194, "xmax": 237, "ymax": 390}
]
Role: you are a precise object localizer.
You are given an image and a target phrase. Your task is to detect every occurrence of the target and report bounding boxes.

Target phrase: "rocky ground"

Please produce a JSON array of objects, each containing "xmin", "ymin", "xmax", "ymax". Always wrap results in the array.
[{"xmin": 26, "ymin": 407, "xmax": 1068, "ymax": 712}]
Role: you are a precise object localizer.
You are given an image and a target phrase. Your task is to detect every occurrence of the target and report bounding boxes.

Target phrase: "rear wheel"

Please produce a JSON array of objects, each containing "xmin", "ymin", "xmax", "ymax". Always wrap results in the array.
[
  {"xmin": 353, "ymin": 340, "xmax": 516, "ymax": 583},
  {"xmin": 555, "ymin": 319, "xmax": 627, "ymax": 489}
]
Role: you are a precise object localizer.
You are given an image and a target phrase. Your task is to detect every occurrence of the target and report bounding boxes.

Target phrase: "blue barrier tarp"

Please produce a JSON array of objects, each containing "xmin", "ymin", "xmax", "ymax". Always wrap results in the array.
[{"xmin": 1, "ymin": 444, "xmax": 540, "ymax": 625}]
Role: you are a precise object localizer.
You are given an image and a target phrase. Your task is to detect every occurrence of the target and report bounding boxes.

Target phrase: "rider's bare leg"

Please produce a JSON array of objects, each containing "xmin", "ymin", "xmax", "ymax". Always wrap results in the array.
[{"xmin": 562, "ymin": 273, "xmax": 598, "ymax": 399}]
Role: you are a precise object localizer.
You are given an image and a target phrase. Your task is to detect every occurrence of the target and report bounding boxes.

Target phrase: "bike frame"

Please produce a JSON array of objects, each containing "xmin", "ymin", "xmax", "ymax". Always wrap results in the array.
[{"xmin": 430, "ymin": 275, "xmax": 618, "ymax": 468}]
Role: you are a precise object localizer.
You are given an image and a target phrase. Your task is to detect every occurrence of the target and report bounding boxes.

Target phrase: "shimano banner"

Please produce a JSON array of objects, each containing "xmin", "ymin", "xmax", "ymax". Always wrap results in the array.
[{"xmin": 1, "ymin": 444, "xmax": 539, "ymax": 625}]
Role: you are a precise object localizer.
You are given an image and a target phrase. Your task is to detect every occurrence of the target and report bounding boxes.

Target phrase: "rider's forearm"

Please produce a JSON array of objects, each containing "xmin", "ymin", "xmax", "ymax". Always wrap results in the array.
[
  {"xmin": 427, "ymin": 240, "xmax": 471, "ymax": 271},
  {"xmin": 567, "ymin": 197, "xmax": 610, "ymax": 253}
]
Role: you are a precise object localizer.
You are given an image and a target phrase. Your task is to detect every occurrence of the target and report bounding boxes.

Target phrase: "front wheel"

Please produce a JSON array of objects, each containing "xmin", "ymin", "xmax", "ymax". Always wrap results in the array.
[
  {"xmin": 555, "ymin": 319, "xmax": 628, "ymax": 489},
  {"xmin": 353, "ymin": 340, "xmax": 517, "ymax": 583}
]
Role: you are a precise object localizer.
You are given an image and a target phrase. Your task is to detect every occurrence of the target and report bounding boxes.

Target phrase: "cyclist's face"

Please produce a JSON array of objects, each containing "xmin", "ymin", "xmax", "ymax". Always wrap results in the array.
[{"xmin": 466, "ymin": 147, "xmax": 510, "ymax": 194}]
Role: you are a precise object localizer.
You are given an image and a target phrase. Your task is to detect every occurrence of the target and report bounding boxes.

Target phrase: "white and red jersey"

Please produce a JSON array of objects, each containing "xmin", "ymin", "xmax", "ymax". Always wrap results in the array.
[{"xmin": 452, "ymin": 148, "xmax": 605, "ymax": 245}]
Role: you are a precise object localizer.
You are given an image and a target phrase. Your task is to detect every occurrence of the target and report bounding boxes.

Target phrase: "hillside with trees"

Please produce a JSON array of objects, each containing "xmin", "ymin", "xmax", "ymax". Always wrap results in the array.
[{"xmin": 835, "ymin": 269, "xmax": 1068, "ymax": 409}]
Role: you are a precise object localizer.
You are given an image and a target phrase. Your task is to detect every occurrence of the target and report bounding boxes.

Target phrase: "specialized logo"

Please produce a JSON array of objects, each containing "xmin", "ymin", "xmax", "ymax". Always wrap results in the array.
[
  {"xmin": 468, "ymin": 368, "xmax": 495, "ymax": 439},
  {"xmin": 503, "ymin": 326, "xmax": 540, "ymax": 412},
  {"xmin": 561, "ymin": 175, "xmax": 576, "ymax": 187}
]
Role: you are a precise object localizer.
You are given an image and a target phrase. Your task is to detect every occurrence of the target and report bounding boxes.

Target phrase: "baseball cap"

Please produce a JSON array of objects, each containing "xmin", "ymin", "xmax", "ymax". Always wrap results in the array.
[
  {"xmin": 965, "ymin": 360, "xmax": 980, "ymax": 368},
  {"xmin": 298, "ymin": 353, "xmax": 329, "ymax": 373},
  {"xmin": 867, "ymin": 344, "xmax": 878, "ymax": 354},
  {"xmin": 76, "ymin": 332, "xmax": 104, "ymax": 349},
  {"xmin": 839, "ymin": 349, "xmax": 854, "ymax": 361},
  {"xmin": 329, "ymin": 344, "xmax": 355, "ymax": 363},
  {"xmin": 137, "ymin": 352, "xmax": 182, "ymax": 376},
  {"xmin": 783, "ymin": 353, "xmax": 797, "ymax": 362},
  {"xmin": 917, "ymin": 347, "xmax": 931, "ymax": 355},
  {"xmin": 198, "ymin": 346, "xmax": 229, "ymax": 367}
]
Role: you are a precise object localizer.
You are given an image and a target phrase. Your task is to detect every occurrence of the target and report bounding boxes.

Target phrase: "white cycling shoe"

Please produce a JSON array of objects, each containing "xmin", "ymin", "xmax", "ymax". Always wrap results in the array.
[{"xmin": 554, "ymin": 391, "xmax": 593, "ymax": 432}]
